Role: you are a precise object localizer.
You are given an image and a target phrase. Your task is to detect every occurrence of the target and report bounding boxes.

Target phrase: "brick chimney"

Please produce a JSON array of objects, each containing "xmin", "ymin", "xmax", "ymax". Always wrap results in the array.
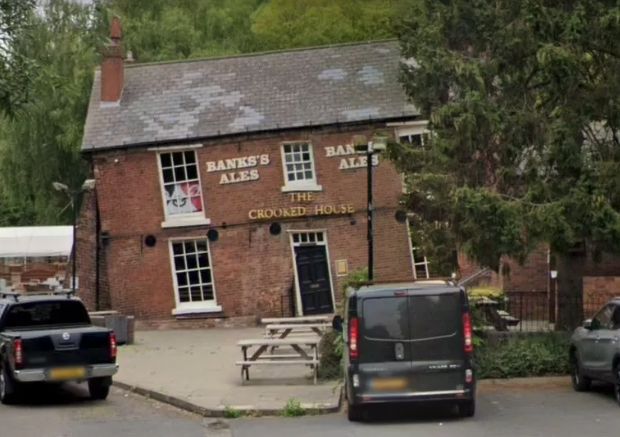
[{"xmin": 100, "ymin": 16, "xmax": 124, "ymax": 105}]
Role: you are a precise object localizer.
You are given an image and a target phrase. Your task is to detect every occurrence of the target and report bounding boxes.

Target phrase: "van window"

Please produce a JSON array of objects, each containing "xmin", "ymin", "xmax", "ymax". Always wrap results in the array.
[
  {"xmin": 409, "ymin": 294, "xmax": 460, "ymax": 340},
  {"xmin": 362, "ymin": 297, "xmax": 409, "ymax": 340}
]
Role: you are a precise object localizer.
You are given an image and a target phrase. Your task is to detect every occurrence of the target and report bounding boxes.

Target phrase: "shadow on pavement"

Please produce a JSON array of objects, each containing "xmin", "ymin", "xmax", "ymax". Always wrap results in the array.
[
  {"xmin": 354, "ymin": 402, "xmax": 464, "ymax": 424},
  {"xmin": 8, "ymin": 382, "xmax": 99, "ymax": 408},
  {"xmin": 583, "ymin": 383, "xmax": 616, "ymax": 403}
]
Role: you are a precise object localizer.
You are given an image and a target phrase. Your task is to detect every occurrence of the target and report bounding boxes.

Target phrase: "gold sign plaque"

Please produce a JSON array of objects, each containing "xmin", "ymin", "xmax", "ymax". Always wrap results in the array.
[
  {"xmin": 335, "ymin": 259, "xmax": 349, "ymax": 277},
  {"xmin": 248, "ymin": 204, "xmax": 354, "ymax": 220}
]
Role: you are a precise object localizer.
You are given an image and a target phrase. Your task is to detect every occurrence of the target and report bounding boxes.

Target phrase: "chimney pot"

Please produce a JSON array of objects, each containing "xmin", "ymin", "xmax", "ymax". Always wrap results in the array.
[
  {"xmin": 110, "ymin": 16, "xmax": 121, "ymax": 41},
  {"xmin": 101, "ymin": 16, "xmax": 124, "ymax": 105}
]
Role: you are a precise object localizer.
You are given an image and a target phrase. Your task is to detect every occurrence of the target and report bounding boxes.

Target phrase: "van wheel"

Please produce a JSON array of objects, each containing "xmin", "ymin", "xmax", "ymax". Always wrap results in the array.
[
  {"xmin": 345, "ymin": 384, "xmax": 363, "ymax": 422},
  {"xmin": 458, "ymin": 399, "xmax": 476, "ymax": 418},
  {"xmin": 347, "ymin": 403, "xmax": 363, "ymax": 422},
  {"xmin": 88, "ymin": 377, "xmax": 111, "ymax": 401},
  {"xmin": 571, "ymin": 351, "xmax": 591, "ymax": 392},
  {"xmin": 0, "ymin": 366, "xmax": 20, "ymax": 405}
]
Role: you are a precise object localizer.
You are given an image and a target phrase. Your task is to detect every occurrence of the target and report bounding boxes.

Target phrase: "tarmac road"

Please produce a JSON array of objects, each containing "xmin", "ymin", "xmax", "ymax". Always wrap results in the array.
[
  {"xmin": 228, "ymin": 384, "xmax": 620, "ymax": 437},
  {"xmin": 2, "ymin": 381, "xmax": 619, "ymax": 437},
  {"xmin": 0, "ymin": 384, "xmax": 229, "ymax": 437}
]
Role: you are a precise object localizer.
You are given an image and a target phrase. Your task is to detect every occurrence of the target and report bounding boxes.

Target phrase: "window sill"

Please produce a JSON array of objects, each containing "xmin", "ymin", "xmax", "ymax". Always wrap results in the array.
[
  {"xmin": 161, "ymin": 217, "xmax": 211, "ymax": 229},
  {"xmin": 171, "ymin": 306, "xmax": 223, "ymax": 316},
  {"xmin": 280, "ymin": 184, "xmax": 323, "ymax": 193}
]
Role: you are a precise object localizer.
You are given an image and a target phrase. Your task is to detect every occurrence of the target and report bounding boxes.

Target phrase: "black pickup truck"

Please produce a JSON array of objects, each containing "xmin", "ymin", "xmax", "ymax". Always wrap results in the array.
[{"xmin": 0, "ymin": 291, "xmax": 119, "ymax": 404}]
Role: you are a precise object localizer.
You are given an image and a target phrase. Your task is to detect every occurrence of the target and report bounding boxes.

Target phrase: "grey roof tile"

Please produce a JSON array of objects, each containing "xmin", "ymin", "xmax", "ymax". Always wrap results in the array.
[{"xmin": 81, "ymin": 40, "xmax": 417, "ymax": 151}]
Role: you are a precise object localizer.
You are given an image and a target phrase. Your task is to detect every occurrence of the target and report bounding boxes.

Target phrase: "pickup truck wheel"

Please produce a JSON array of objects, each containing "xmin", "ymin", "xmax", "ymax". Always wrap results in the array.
[
  {"xmin": 0, "ymin": 366, "xmax": 20, "ymax": 405},
  {"xmin": 88, "ymin": 377, "xmax": 111, "ymax": 401},
  {"xmin": 571, "ymin": 351, "xmax": 591, "ymax": 392}
]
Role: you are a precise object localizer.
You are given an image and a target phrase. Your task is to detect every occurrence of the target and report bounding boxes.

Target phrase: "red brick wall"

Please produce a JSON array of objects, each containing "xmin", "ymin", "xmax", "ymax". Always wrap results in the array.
[
  {"xmin": 77, "ymin": 124, "xmax": 413, "ymax": 327},
  {"xmin": 501, "ymin": 245, "xmax": 549, "ymax": 292},
  {"xmin": 582, "ymin": 276, "xmax": 620, "ymax": 318},
  {"xmin": 458, "ymin": 246, "xmax": 550, "ymax": 292}
]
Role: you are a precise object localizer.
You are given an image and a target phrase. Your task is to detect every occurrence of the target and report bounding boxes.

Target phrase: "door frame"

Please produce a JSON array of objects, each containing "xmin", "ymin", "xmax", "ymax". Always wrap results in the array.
[{"xmin": 288, "ymin": 229, "xmax": 336, "ymax": 316}]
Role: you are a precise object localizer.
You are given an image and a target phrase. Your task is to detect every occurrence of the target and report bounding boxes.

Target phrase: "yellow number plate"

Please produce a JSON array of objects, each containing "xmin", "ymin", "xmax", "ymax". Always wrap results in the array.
[
  {"xmin": 371, "ymin": 378, "xmax": 407, "ymax": 390},
  {"xmin": 49, "ymin": 367, "xmax": 86, "ymax": 380}
]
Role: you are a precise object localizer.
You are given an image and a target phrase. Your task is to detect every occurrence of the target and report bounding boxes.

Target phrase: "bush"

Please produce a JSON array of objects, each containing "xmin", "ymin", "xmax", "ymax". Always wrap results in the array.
[
  {"xmin": 317, "ymin": 268, "xmax": 367, "ymax": 381},
  {"xmin": 475, "ymin": 332, "xmax": 571, "ymax": 379},
  {"xmin": 318, "ymin": 329, "xmax": 343, "ymax": 380}
]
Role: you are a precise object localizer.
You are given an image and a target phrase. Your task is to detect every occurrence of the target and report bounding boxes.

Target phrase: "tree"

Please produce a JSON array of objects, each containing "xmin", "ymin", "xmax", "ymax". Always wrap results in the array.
[
  {"xmin": 0, "ymin": 0, "xmax": 36, "ymax": 115},
  {"xmin": 109, "ymin": 0, "xmax": 269, "ymax": 61},
  {"xmin": 251, "ymin": 0, "xmax": 398, "ymax": 50},
  {"xmin": 0, "ymin": 0, "xmax": 109, "ymax": 225},
  {"xmin": 393, "ymin": 0, "xmax": 620, "ymax": 329}
]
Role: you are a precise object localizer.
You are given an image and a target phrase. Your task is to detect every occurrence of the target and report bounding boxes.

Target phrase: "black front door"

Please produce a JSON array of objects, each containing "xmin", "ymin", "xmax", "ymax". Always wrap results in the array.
[{"xmin": 295, "ymin": 245, "xmax": 334, "ymax": 315}]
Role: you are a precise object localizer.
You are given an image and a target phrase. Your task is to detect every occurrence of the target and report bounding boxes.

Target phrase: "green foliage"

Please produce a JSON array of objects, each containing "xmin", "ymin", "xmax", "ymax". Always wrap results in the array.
[
  {"xmin": 318, "ymin": 329, "xmax": 343, "ymax": 381},
  {"xmin": 279, "ymin": 397, "xmax": 305, "ymax": 417},
  {"xmin": 0, "ymin": 0, "xmax": 108, "ymax": 225},
  {"xmin": 0, "ymin": 0, "xmax": 37, "ymax": 116},
  {"xmin": 340, "ymin": 266, "xmax": 369, "ymax": 304},
  {"xmin": 251, "ymin": 0, "xmax": 399, "ymax": 50},
  {"xmin": 110, "ymin": 0, "xmax": 268, "ymax": 61},
  {"xmin": 222, "ymin": 405, "xmax": 242, "ymax": 418},
  {"xmin": 393, "ymin": 0, "xmax": 620, "ymax": 271},
  {"xmin": 476, "ymin": 333, "xmax": 571, "ymax": 379}
]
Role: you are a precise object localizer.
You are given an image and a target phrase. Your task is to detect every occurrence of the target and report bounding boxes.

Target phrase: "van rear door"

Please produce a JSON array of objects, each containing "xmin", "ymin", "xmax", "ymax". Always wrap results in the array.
[
  {"xmin": 408, "ymin": 291, "xmax": 465, "ymax": 393},
  {"xmin": 358, "ymin": 294, "xmax": 412, "ymax": 394}
]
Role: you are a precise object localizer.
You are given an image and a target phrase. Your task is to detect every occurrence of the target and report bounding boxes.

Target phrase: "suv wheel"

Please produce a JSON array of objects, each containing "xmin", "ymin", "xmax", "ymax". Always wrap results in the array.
[
  {"xmin": 88, "ymin": 377, "xmax": 111, "ymax": 401},
  {"xmin": 0, "ymin": 366, "xmax": 19, "ymax": 405},
  {"xmin": 571, "ymin": 351, "xmax": 591, "ymax": 392},
  {"xmin": 458, "ymin": 399, "xmax": 476, "ymax": 418},
  {"xmin": 614, "ymin": 364, "xmax": 620, "ymax": 407}
]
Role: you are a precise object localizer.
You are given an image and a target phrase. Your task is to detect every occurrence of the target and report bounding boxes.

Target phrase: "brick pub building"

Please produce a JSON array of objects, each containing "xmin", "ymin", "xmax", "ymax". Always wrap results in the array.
[{"xmin": 76, "ymin": 19, "xmax": 426, "ymax": 328}]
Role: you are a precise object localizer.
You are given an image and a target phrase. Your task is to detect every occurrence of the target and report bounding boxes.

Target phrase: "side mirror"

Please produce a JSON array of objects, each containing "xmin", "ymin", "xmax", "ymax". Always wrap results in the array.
[
  {"xmin": 583, "ymin": 319, "xmax": 592, "ymax": 330},
  {"xmin": 332, "ymin": 315, "xmax": 343, "ymax": 332}
]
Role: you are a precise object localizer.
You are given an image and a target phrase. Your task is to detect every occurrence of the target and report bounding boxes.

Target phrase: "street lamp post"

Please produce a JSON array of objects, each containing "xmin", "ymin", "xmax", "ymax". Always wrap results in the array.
[
  {"xmin": 53, "ymin": 179, "xmax": 96, "ymax": 293},
  {"xmin": 353, "ymin": 135, "xmax": 388, "ymax": 281}
]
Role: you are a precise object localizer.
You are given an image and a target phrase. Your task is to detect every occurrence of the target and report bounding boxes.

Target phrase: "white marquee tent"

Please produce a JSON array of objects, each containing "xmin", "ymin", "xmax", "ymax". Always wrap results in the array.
[{"xmin": 0, "ymin": 226, "xmax": 73, "ymax": 258}]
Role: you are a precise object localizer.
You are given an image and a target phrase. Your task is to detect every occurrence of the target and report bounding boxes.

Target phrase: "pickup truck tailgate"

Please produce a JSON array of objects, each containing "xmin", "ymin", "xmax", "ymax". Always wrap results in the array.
[{"xmin": 16, "ymin": 327, "xmax": 113, "ymax": 367}]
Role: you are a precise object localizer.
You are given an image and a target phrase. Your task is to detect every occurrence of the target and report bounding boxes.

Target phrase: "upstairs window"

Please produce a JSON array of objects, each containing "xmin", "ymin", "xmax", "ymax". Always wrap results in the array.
[
  {"xmin": 280, "ymin": 143, "xmax": 322, "ymax": 192},
  {"xmin": 157, "ymin": 150, "xmax": 209, "ymax": 228}
]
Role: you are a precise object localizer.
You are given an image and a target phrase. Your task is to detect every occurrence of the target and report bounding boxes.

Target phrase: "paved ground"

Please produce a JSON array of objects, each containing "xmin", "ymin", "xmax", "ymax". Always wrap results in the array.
[
  {"xmin": 0, "ymin": 384, "xmax": 230, "ymax": 437},
  {"xmin": 228, "ymin": 384, "xmax": 620, "ymax": 437},
  {"xmin": 116, "ymin": 329, "xmax": 339, "ymax": 412},
  {"xmin": 1, "ymin": 380, "xmax": 618, "ymax": 436}
]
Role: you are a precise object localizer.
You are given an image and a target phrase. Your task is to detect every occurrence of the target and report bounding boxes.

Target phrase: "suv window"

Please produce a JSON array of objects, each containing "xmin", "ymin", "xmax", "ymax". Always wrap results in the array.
[
  {"xmin": 611, "ymin": 306, "xmax": 620, "ymax": 331},
  {"xmin": 363, "ymin": 296, "xmax": 408, "ymax": 340},
  {"xmin": 4, "ymin": 301, "xmax": 90, "ymax": 329},
  {"xmin": 592, "ymin": 304, "xmax": 615, "ymax": 330},
  {"xmin": 409, "ymin": 294, "xmax": 461, "ymax": 340}
]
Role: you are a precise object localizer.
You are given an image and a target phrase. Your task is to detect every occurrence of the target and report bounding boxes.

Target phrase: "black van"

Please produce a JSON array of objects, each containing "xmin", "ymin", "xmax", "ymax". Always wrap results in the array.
[{"xmin": 333, "ymin": 280, "xmax": 477, "ymax": 422}]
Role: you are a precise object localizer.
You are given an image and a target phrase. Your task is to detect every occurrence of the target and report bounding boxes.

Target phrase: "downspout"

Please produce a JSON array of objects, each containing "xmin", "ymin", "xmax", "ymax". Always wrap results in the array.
[{"xmin": 95, "ymin": 189, "xmax": 101, "ymax": 311}]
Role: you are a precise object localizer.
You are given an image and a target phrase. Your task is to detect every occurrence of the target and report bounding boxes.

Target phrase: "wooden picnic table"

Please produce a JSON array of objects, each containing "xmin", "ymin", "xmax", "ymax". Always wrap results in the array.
[
  {"xmin": 236, "ymin": 337, "xmax": 320, "ymax": 384},
  {"xmin": 260, "ymin": 315, "xmax": 331, "ymax": 325}
]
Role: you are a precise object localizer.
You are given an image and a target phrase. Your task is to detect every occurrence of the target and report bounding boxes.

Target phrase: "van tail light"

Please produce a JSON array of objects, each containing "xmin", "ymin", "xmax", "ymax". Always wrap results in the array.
[
  {"xmin": 109, "ymin": 332, "xmax": 117, "ymax": 359},
  {"xmin": 13, "ymin": 339, "xmax": 23, "ymax": 366},
  {"xmin": 462, "ymin": 313, "xmax": 473, "ymax": 353},
  {"xmin": 349, "ymin": 317, "xmax": 359, "ymax": 359}
]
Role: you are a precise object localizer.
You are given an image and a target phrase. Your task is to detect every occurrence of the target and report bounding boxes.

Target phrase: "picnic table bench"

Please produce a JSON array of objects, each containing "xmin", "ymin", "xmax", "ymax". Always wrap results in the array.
[{"xmin": 236, "ymin": 337, "xmax": 320, "ymax": 384}]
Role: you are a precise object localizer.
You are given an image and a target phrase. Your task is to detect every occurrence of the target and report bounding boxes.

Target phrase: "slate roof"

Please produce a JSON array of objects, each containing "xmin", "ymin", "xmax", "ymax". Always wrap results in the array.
[{"xmin": 81, "ymin": 39, "xmax": 417, "ymax": 152}]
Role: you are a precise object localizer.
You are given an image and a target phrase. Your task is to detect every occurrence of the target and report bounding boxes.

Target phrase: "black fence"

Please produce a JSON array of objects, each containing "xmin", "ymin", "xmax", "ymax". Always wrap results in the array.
[{"xmin": 469, "ymin": 290, "xmax": 614, "ymax": 333}]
